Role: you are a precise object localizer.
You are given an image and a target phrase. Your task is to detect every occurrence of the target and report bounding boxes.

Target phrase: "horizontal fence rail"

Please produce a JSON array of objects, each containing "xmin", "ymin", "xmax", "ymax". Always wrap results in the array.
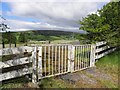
[
  {"xmin": 0, "ymin": 67, "xmax": 32, "ymax": 81},
  {"xmin": 0, "ymin": 57, "xmax": 32, "ymax": 69},
  {"xmin": 0, "ymin": 46, "xmax": 34, "ymax": 56},
  {"xmin": 95, "ymin": 42, "xmax": 116, "ymax": 60},
  {"xmin": 0, "ymin": 46, "xmax": 34, "ymax": 82}
]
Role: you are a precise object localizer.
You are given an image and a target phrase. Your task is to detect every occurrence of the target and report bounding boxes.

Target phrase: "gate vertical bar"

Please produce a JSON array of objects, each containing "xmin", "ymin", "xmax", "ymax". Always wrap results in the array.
[
  {"xmin": 79, "ymin": 46, "xmax": 81, "ymax": 69},
  {"xmin": 90, "ymin": 44, "xmax": 96, "ymax": 67},
  {"xmin": 68, "ymin": 45, "xmax": 71, "ymax": 72},
  {"xmin": 44, "ymin": 46, "xmax": 46, "ymax": 76},
  {"xmin": 64, "ymin": 45, "xmax": 67, "ymax": 72},
  {"xmin": 48, "ymin": 46, "xmax": 51, "ymax": 75},
  {"xmin": 62, "ymin": 46, "xmax": 64, "ymax": 73},
  {"xmin": 55, "ymin": 46, "xmax": 57, "ymax": 73},
  {"xmin": 38, "ymin": 46, "xmax": 42, "ymax": 79},
  {"xmin": 52, "ymin": 46, "xmax": 54, "ymax": 75},
  {"xmin": 59, "ymin": 46, "xmax": 61, "ymax": 73}
]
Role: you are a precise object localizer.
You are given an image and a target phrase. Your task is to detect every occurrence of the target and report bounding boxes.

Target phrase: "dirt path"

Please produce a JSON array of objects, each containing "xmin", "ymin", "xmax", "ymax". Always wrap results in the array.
[{"xmin": 59, "ymin": 67, "xmax": 118, "ymax": 88}]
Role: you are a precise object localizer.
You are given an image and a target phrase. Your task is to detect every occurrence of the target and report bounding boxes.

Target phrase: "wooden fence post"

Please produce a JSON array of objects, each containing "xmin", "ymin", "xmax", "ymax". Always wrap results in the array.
[
  {"xmin": 37, "ymin": 46, "xmax": 42, "ymax": 79},
  {"xmin": 68, "ymin": 45, "xmax": 75, "ymax": 72},
  {"xmin": 32, "ymin": 46, "xmax": 37, "ymax": 83},
  {"xmin": 90, "ymin": 44, "xmax": 96, "ymax": 67}
]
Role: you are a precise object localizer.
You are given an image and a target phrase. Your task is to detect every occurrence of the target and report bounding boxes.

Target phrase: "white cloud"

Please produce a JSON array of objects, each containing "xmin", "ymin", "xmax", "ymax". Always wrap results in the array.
[
  {"xmin": 3, "ymin": 19, "xmax": 85, "ymax": 33},
  {"xmin": 2, "ymin": 0, "xmax": 109, "ymax": 32}
]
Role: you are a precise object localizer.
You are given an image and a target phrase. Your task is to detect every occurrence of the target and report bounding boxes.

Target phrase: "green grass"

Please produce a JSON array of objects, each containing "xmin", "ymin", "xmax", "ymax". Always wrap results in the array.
[
  {"xmin": 38, "ymin": 77, "xmax": 72, "ymax": 88},
  {"xmin": 96, "ymin": 49, "xmax": 119, "ymax": 74},
  {"xmin": 95, "ymin": 49, "xmax": 119, "ymax": 88},
  {"xmin": 98, "ymin": 79, "xmax": 118, "ymax": 88},
  {"xmin": 1, "ymin": 76, "xmax": 30, "ymax": 89}
]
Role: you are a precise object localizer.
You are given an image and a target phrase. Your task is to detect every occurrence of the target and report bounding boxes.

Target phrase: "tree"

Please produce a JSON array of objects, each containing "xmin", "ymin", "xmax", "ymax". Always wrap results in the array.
[
  {"xmin": 2, "ymin": 32, "xmax": 17, "ymax": 48},
  {"xmin": 79, "ymin": 2, "xmax": 120, "ymax": 46},
  {"xmin": 19, "ymin": 32, "xmax": 28, "ymax": 45}
]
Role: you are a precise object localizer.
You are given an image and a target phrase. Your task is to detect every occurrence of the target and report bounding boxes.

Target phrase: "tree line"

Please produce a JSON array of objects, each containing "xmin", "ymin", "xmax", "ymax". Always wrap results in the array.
[
  {"xmin": 1, "ymin": 31, "xmax": 28, "ymax": 48},
  {"xmin": 78, "ymin": 1, "xmax": 119, "ymax": 47},
  {"xmin": 1, "ymin": 30, "xmax": 76, "ymax": 48}
]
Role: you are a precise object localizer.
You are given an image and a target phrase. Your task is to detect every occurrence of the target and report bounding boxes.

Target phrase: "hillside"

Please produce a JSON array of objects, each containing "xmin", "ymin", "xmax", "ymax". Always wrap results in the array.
[
  {"xmin": 32, "ymin": 30, "xmax": 78, "ymax": 36},
  {"xmin": 1, "ymin": 30, "xmax": 80, "ymax": 45}
]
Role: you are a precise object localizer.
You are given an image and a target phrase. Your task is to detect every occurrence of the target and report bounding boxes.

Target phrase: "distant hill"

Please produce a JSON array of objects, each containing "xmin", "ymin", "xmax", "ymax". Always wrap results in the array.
[
  {"xmin": 32, "ymin": 30, "xmax": 78, "ymax": 36},
  {"xmin": 1, "ymin": 30, "xmax": 83, "ymax": 44}
]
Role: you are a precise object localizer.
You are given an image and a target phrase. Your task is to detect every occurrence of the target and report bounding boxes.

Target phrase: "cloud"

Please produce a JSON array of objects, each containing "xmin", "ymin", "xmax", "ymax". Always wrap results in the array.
[
  {"xmin": 2, "ymin": 0, "xmax": 109, "ymax": 32},
  {"xmin": 3, "ymin": 19, "xmax": 85, "ymax": 33}
]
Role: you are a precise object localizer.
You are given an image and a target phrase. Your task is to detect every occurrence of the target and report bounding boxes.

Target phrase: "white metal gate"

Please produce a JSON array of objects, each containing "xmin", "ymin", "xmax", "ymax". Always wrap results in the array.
[
  {"xmin": 41, "ymin": 45, "xmax": 69, "ymax": 79},
  {"xmin": 74, "ymin": 45, "xmax": 91, "ymax": 71},
  {"xmin": 31, "ymin": 44, "xmax": 96, "ymax": 83}
]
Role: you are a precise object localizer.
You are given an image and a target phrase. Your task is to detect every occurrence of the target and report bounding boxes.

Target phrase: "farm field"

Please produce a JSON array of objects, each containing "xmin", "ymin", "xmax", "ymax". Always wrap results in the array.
[
  {"xmin": 1, "ymin": 49, "xmax": 119, "ymax": 88},
  {"xmin": 0, "ymin": 40, "xmax": 80, "ymax": 49}
]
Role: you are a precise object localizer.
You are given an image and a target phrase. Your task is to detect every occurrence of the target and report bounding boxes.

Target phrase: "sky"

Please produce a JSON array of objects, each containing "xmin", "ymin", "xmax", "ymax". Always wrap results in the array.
[{"xmin": 1, "ymin": 0, "xmax": 110, "ymax": 33}]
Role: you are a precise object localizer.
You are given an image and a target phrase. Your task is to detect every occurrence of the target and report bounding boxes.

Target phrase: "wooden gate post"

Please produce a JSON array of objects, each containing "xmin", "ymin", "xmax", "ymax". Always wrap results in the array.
[
  {"xmin": 37, "ymin": 46, "xmax": 42, "ymax": 79},
  {"xmin": 90, "ymin": 44, "xmax": 96, "ymax": 67},
  {"xmin": 68, "ymin": 45, "xmax": 75, "ymax": 72},
  {"xmin": 32, "ymin": 46, "xmax": 42, "ymax": 84},
  {"xmin": 32, "ymin": 46, "xmax": 37, "ymax": 83}
]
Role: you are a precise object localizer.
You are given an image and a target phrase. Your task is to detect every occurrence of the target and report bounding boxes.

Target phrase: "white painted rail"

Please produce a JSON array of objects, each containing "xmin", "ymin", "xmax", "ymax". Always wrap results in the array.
[
  {"xmin": 95, "ymin": 45, "xmax": 110, "ymax": 53},
  {"xmin": 0, "ymin": 67, "xmax": 32, "ymax": 81},
  {"xmin": 0, "ymin": 46, "xmax": 34, "ymax": 56},
  {"xmin": 95, "ymin": 48, "xmax": 116, "ymax": 59},
  {"xmin": 95, "ymin": 41, "xmax": 116, "ymax": 60},
  {"xmin": 1, "ymin": 46, "xmax": 34, "ymax": 82},
  {"xmin": 0, "ymin": 57, "xmax": 32, "ymax": 69},
  {"xmin": 96, "ymin": 41, "xmax": 107, "ymax": 46}
]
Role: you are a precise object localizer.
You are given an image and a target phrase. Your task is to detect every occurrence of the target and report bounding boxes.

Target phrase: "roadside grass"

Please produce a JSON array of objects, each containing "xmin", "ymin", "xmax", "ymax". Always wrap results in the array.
[
  {"xmin": 96, "ymin": 49, "xmax": 119, "ymax": 75},
  {"xmin": 95, "ymin": 49, "xmax": 119, "ymax": 88},
  {"xmin": 1, "ymin": 76, "xmax": 30, "ymax": 89},
  {"xmin": 98, "ymin": 79, "xmax": 117, "ymax": 88},
  {"xmin": 38, "ymin": 77, "xmax": 73, "ymax": 88}
]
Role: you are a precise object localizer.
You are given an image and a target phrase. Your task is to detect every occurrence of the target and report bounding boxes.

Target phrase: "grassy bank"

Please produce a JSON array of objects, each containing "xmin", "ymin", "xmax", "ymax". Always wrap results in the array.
[{"xmin": 96, "ymin": 49, "xmax": 119, "ymax": 75}]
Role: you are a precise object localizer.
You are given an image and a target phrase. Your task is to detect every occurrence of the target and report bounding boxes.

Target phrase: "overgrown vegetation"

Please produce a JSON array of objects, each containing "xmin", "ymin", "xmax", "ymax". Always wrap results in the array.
[{"xmin": 79, "ymin": 1, "xmax": 120, "ymax": 46}]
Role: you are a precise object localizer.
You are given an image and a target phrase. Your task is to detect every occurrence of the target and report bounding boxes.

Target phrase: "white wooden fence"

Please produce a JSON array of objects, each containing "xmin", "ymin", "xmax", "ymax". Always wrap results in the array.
[
  {"xmin": 95, "ymin": 41, "xmax": 116, "ymax": 60},
  {"xmin": 0, "ymin": 46, "xmax": 34, "ymax": 82},
  {"xmin": 0, "ymin": 42, "xmax": 116, "ymax": 83}
]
